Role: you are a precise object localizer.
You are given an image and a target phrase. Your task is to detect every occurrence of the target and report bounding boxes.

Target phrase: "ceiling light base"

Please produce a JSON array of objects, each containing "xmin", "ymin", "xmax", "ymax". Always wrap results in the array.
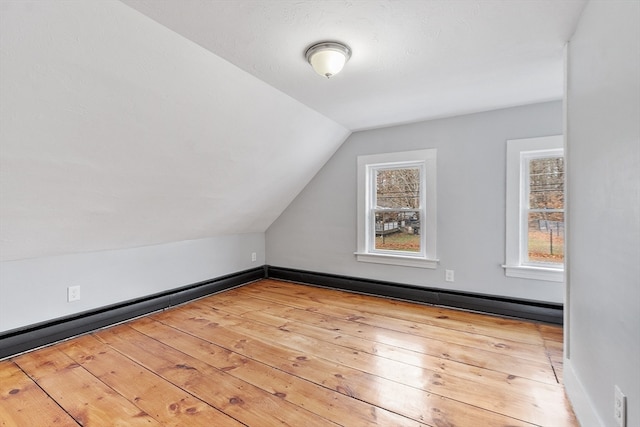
[{"xmin": 305, "ymin": 41, "xmax": 351, "ymax": 78}]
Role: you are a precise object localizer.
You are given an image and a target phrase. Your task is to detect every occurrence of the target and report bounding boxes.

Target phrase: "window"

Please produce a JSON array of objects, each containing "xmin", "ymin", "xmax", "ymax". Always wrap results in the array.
[
  {"xmin": 504, "ymin": 135, "xmax": 564, "ymax": 282},
  {"xmin": 356, "ymin": 149, "xmax": 437, "ymax": 268}
]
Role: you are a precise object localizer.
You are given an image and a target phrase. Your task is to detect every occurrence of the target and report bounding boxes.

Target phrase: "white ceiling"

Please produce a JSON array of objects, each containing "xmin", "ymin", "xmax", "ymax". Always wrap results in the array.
[
  {"xmin": 0, "ymin": 0, "xmax": 586, "ymax": 261},
  {"xmin": 121, "ymin": 0, "xmax": 586, "ymax": 131}
]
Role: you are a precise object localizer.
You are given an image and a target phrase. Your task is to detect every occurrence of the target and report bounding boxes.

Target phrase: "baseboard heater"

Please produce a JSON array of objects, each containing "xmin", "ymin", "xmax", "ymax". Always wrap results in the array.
[
  {"xmin": 265, "ymin": 266, "xmax": 563, "ymax": 325},
  {"xmin": 0, "ymin": 267, "xmax": 265, "ymax": 360},
  {"xmin": 0, "ymin": 264, "xmax": 562, "ymax": 360}
]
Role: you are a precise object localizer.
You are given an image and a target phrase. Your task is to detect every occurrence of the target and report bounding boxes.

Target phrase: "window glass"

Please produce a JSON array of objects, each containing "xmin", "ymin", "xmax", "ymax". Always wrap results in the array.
[
  {"xmin": 374, "ymin": 211, "xmax": 421, "ymax": 252},
  {"xmin": 527, "ymin": 156, "xmax": 564, "ymax": 264},
  {"xmin": 373, "ymin": 167, "xmax": 421, "ymax": 253},
  {"xmin": 375, "ymin": 168, "xmax": 420, "ymax": 209}
]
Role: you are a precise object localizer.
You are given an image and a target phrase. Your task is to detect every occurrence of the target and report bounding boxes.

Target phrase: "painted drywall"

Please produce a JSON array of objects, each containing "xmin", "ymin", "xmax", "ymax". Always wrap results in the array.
[
  {"xmin": 121, "ymin": 0, "xmax": 585, "ymax": 131},
  {"xmin": 0, "ymin": 233, "xmax": 265, "ymax": 333},
  {"xmin": 0, "ymin": 0, "xmax": 349, "ymax": 261},
  {"xmin": 564, "ymin": 1, "xmax": 640, "ymax": 426},
  {"xmin": 267, "ymin": 101, "xmax": 564, "ymax": 303}
]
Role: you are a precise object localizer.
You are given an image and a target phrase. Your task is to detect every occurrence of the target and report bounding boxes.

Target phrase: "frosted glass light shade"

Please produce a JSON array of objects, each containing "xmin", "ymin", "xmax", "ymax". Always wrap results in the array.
[{"xmin": 305, "ymin": 42, "xmax": 351, "ymax": 78}]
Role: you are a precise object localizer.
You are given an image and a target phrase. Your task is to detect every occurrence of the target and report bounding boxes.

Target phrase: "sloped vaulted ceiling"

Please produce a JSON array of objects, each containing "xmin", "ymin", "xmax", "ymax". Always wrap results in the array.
[
  {"xmin": 121, "ymin": 0, "xmax": 586, "ymax": 131},
  {"xmin": 0, "ymin": 0, "xmax": 586, "ymax": 261},
  {"xmin": 0, "ymin": 1, "xmax": 350, "ymax": 261}
]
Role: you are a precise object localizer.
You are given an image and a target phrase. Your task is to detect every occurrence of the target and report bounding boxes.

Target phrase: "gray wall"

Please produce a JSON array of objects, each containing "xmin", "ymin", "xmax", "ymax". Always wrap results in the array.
[
  {"xmin": 267, "ymin": 101, "xmax": 564, "ymax": 303},
  {"xmin": 564, "ymin": 1, "xmax": 640, "ymax": 426},
  {"xmin": 0, "ymin": 233, "xmax": 265, "ymax": 333}
]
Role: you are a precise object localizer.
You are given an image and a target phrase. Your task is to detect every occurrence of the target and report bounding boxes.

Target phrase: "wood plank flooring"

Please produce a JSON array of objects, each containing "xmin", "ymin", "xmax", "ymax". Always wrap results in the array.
[{"xmin": 0, "ymin": 279, "xmax": 577, "ymax": 426}]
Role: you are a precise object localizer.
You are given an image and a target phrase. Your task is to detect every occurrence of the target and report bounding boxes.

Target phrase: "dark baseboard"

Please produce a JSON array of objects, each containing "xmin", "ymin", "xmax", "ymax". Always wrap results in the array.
[
  {"xmin": 0, "ymin": 266, "xmax": 265, "ymax": 360},
  {"xmin": 265, "ymin": 266, "xmax": 563, "ymax": 325},
  {"xmin": 1, "ymin": 264, "xmax": 562, "ymax": 360}
]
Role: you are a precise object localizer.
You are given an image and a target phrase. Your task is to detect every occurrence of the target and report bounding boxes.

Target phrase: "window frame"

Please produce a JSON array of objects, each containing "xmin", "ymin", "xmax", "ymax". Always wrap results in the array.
[
  {"xmin": 355, "ymin": 149, "xmax": 438, "ymax": 269},
  {"xmin": 503, "ymin": 135, "xmax": 564, "ymax": 282}
]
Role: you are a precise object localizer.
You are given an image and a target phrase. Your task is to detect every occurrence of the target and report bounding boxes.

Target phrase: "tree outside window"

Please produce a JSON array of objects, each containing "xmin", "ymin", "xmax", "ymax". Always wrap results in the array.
[
  {"xmin": 374, "ymin": 167, "xmax": 421, "ymax": 253},
  {"xmin": 526, "ymin": 156, "xmax": 564, "ymax": 264}
]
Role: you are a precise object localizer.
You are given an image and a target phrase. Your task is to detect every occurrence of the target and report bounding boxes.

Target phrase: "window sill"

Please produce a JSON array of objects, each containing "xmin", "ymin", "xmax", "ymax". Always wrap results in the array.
[
  {"xmin": 502, "ymin": 264, "xmax": 564, "ymax": 282},
  {"xmin": 355, "ymin": 252, "xmax": 438, "ymax": 269}
]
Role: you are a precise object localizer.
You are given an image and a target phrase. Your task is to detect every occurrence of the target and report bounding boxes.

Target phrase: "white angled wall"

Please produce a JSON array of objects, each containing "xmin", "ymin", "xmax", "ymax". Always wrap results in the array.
[{"xmin": 0, "ymin": 0, "xmax": 348, "ymax": 262}]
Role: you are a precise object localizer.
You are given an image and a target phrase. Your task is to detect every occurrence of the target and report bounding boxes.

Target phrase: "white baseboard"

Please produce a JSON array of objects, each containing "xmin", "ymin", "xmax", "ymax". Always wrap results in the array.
[{"xmin": 564, "ymin": 358, "xmax": 605, "ymax": 427}]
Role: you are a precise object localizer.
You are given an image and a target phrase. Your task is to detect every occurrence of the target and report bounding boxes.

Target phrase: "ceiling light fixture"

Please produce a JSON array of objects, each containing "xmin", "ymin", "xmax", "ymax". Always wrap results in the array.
[{"xmin": 305, "ymin": 41, "xmax": 351, "ymax": 78}]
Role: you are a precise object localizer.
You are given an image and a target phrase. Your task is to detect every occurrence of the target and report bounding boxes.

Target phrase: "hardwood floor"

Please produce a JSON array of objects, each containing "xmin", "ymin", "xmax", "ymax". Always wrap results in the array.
[{"xmin": 0, "ymin": 279, "xmax": 577, "ymax": 426}]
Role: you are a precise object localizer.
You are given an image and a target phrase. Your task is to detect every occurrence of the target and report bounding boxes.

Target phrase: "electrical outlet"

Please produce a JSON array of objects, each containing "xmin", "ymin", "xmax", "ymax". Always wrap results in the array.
[
  {"xmin": 445, "ymin": 269, "xmax": 454, "ymax": 282},
  {"xmin": 67, "ymin": 285, "xmax": 81, "ymax": 302},
  {"xmin": 614, "ymin": 385, "xmax": 626, "ymax": 427},
  {"xmin": 251, "ymin": 252, "xmax": 257, "ymax": 262}
]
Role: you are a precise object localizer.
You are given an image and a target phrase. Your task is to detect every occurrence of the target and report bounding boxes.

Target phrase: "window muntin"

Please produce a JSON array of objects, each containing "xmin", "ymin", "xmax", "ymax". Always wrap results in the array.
[{"xmin": 356, "ymin": 149, "xmax": 437, "ymax": 269}]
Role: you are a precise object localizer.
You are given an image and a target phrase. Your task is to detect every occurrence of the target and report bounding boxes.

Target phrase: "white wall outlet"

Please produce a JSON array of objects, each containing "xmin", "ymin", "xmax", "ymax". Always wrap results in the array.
[
  {"xmin": 445, "ymin": 269, "xmax": 454, "ymax": 282},
  {"xmin": 251, "ymin": 252, "xmax": 257, "ymax": 262},
  {"xmin": 67, "ymin": 285, "xmax": 81, "ymax": 302},
  {"xmin": 614, "ymin": 385, "xmax": 626, "ymax": 427}
]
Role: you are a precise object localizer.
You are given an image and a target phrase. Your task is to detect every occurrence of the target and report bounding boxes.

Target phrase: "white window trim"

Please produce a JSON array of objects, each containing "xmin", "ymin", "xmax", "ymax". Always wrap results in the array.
[
  {"xmin": 503, "ymin": 135, "xmax": 564, "ymax": 282},
  {"xmin": 355, "ymin": 149, "xmax": 438, "ymax": 269}
]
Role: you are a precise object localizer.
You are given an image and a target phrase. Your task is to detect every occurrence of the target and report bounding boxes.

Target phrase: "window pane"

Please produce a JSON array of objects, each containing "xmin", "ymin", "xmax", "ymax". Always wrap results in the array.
[
  {"xmin": 527, "ymin": 212, "xmax": 564, "ymax": 264},
  {"xmin": 376, "ymin": 168, "xmax": 420, "ymax": 209},
  {"xmin": 374, "ymin": 211, "xmax": 420, "ymax": 252},
  {"xmin": 529, "ymin": 157, "xmax": 564, "ymax": 209}
]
